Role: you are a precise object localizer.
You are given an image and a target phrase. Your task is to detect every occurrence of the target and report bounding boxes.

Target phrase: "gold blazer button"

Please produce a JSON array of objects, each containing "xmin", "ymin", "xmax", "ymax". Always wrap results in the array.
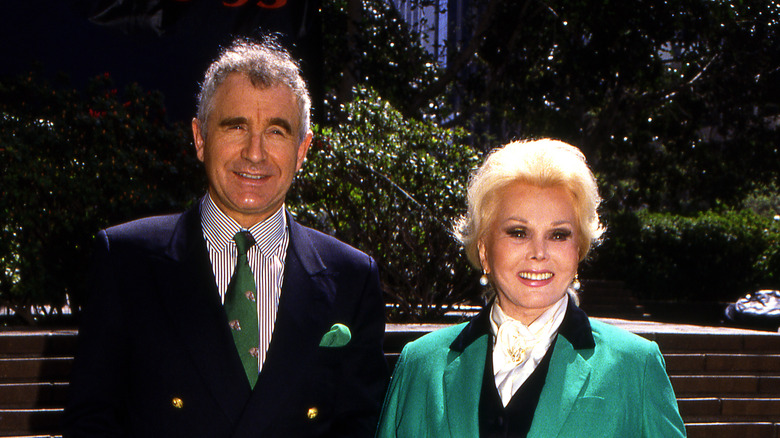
[
  {"xmin": 172, "ymin": 398, "xmax": 184, "ymax": 409},
  {"xmin": 307, "ymin": 407, "xmax": 318, "ymax": 419}
]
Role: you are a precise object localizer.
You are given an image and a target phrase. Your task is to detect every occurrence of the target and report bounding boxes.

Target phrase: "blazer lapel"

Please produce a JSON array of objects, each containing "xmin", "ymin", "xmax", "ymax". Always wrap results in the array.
[
  {"xmin": 230, "ymin": 215, "xmax": 336, "ymax": 437},
  {"xmin": 154, "ymin": 205, "xmax": 251, "ymax": 422},
  {"xmin": 528, "ymin": 301, "xmax": 595, "ymax": 438},
  {"xmin": 443, "ymin": 307, "xmax": 491, "ymax": 437}
]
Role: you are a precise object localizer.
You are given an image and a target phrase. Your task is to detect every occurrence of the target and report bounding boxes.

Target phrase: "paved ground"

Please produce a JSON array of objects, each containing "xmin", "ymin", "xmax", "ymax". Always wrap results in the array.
[
  {"xmin": 387, "ymin": 318, "xmax": 780, "ymax": 335},
  {"xmin": 596, "ymin": 317, "xmax": 780, "ymax": 335}
]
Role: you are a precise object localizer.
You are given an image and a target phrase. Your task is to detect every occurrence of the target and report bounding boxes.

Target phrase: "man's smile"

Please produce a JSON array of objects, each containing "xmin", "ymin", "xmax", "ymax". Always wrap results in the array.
[{"xmin": 236, "ymin": 171, "xmax": 268, "ymax": 180}]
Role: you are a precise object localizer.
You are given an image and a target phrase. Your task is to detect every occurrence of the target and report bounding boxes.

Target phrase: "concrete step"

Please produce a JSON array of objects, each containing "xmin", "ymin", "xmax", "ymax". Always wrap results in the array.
[
  {"xmin": 679, "ymin": 397, "xmax": 780, "ymax": 422},
  {"xmin": 385, "ymin": 320, "xmax": 780, "ymax": 355},
  {"xmin": 0, "ymin": 408, "xmax": 62, "ymax": 434},
  {"xmin": 644, "ymin": 332, "xmax": 780, "ymax": 354},
  {"xmin": 0, "ymin": 358, "xmax": 73, "ymax": 382},
  {"xmin": 0, "ymin": 331, "xmax": 77, "ymax": 357},
  {"xmin": 0, "ymin": 436, "xmax": 61, "ymax": 438},
  {"xmin": 671, "ymin": 375, "xmax": 780, "ymax": 397},
  {"xmin": 0, "ymin": 435, "xmax": 61, "ymax": 438},
  {"xmin": 686, "ymin": 422, "xmax": 780, "ymax": 438},
  {"xmin": 665, "ymin": 353, "xmax": 780, "ymax": 374},
  {"xmin": 0, "ymin": 383, "xmax": 68, "ymax": 408}
]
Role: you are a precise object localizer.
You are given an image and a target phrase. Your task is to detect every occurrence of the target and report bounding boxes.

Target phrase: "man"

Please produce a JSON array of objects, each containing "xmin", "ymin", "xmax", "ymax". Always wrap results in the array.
[{"xmin": 63, "ymin": 37, "xmax": 389, "ymax": 437}]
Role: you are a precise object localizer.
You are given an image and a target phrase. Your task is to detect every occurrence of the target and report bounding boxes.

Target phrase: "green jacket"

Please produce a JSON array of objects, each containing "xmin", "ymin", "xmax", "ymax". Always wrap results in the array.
[{"xmin": 376, "ymin": 303, "xmax": 686, "ymax": 437}]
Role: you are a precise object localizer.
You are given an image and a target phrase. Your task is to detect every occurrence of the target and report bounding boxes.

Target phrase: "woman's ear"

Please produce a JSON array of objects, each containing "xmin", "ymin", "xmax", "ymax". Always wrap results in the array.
[{"xmin": 478, "ymin": 239, "xmax": 489, "ymax": 274}]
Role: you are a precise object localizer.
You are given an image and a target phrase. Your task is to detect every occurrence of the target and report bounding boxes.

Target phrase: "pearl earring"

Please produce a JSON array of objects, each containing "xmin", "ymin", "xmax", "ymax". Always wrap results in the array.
[
  {"xmin": 479, "ymin": 271, "xmax": 489, "ymax": 286},
  {"xmin": 571, "ymin": 274, "xmax": 581, "ymax": 291}
]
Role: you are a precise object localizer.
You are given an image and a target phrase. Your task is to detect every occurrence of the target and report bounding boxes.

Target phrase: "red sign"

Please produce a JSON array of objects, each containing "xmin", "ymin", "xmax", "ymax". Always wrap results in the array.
[{"xmin": 171, "ymin": 0, "xmax": 288, "ymax": 8}]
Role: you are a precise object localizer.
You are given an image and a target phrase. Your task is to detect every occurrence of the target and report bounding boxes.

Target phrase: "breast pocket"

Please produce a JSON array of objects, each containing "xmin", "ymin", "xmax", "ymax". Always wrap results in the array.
[
  {"xmin": 558, "ymin": 396, "xmax": 625, "ymax": 437},
  {"xmin": 569, "ymin": 395, "xmax": 606, "ymax": 413}
]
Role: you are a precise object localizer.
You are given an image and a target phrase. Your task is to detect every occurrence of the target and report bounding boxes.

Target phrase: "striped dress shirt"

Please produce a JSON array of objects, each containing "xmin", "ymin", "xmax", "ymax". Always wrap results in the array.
[{"xmin": 200, "ymin": 195, "xmax": 289, "ymax": 372}]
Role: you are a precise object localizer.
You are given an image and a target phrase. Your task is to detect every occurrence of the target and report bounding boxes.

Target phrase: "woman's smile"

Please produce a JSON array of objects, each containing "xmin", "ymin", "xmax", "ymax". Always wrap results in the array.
[{"xmin": 518, "ymin": 271, "xmax": 553, "ymax": 282}]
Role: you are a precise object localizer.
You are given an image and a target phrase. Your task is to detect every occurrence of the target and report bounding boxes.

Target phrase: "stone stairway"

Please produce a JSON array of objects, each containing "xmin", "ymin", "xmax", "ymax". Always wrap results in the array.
[
  {"xmin": 0, "ymin": 330, "xmax": 75, "ymax": 438},
  {"xmin": 1, "ymin": 321, "xmax": 779, "ymax": 437},
  {"xmin": 646, "ymin": 325, "xmax": 780, "ymax": 438}
]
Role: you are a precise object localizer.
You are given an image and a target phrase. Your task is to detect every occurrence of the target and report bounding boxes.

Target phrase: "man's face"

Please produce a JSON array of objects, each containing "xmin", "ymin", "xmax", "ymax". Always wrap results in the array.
[{"xmin": 192, "ymin": 73, "xmax": 312, "ymax": 228}]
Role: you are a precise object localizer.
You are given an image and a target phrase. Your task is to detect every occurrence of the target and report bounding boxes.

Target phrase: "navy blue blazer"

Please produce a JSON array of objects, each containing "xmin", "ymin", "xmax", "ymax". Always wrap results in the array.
[{"xmin": 63, "ymin": 204, "xmax": 389, "ymax": 437}]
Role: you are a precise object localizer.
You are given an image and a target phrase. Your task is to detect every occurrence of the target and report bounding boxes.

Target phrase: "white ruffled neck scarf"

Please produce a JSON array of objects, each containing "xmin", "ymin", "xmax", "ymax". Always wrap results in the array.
[{"xmin": 490, "ymin": 295, "xmax": 568, "ymax": 407}]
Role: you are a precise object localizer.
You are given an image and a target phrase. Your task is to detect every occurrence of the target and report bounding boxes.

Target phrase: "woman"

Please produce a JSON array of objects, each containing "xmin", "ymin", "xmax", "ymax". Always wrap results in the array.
[{"xmin": 376, "ymin": 139, "xmax": 686, "ymax": 437}]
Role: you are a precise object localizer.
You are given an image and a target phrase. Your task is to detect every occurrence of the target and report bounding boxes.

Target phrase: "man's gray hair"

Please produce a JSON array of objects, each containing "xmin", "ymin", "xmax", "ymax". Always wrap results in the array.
[{"xmin": 195, "ymin": 35, "xmax": 311, "ymax": 142}]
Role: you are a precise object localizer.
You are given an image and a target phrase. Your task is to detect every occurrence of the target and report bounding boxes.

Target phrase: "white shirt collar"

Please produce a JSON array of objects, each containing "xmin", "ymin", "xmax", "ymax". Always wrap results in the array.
[
  {"xmin": 201, "ymin": 194, "xmax": 287, "ymax": 257},
  {"xmin": 489, "ymin": 294, "xmax": 568, "ymax": 406},
  {"xmin": 489, "ymin": 295, "xmax": 568, "ymax": 346}
]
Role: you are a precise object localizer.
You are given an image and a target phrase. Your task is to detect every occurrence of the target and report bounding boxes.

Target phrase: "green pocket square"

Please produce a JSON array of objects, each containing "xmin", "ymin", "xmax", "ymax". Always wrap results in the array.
[{"xmin": 319, "ymin": 323, "xmax": 351, "ymax": 347}]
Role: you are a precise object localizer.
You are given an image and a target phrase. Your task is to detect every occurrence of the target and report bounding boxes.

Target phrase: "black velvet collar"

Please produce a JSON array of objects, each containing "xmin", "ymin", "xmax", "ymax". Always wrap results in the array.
[{"xmin": 449, "ymin": 294, "xmax": 596, "ymax": 352}]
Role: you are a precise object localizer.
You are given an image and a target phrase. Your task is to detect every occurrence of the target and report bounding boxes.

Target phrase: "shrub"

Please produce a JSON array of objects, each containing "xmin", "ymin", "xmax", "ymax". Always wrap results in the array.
[
  {"xmin": 0, "ymin": 71, "xmax": 203, "ymax": 322},
  {"xmin": 585, "ymin": 209, "xmax": 780, "ymax": 302},
  {"xmin": 289, "ymin": 87, "xmax": 483, "ymax": 321}
]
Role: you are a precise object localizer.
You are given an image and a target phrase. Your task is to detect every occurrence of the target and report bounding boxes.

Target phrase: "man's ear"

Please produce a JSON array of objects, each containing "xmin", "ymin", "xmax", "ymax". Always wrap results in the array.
[
  {"xmin": 295, "ymin": 131, "xmax": 314, "ymax": 172},
  {"xmin": 192, "ymin": 118, "xmax": 206, "ymax": 163}
]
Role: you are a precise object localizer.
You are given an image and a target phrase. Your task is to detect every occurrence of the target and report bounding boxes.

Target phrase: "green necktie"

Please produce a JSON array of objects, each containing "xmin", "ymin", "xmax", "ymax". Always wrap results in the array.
[{"xmin": 225, "ymin": 231, "xmax": 259, "ymax": 388}]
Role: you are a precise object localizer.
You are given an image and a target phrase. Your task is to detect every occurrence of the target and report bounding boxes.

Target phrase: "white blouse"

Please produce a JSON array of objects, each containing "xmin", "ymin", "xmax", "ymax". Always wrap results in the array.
[{"xmin": 490, "ymin": 294, "xmax": 568, "ymax": 406}]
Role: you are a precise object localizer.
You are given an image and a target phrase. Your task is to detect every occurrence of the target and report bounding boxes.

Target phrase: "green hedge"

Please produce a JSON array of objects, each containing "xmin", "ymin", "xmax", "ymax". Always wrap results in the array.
[
  {"xmin": 0, "ymin": 72, "xmax": 202, "ymax": 321},
  {"xmin": 289, "ymin": 87, "xmax": 483, "ymax": 321},
  {"xmin": 585, "ymin": 209, "xmax": 780, "ymax": 302}
]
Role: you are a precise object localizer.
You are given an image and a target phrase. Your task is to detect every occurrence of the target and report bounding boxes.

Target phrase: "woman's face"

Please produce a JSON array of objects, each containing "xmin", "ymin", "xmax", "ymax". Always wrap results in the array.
[{"xmin": 478, "ymin": 183, "xmax": 580, "ymax": 325}]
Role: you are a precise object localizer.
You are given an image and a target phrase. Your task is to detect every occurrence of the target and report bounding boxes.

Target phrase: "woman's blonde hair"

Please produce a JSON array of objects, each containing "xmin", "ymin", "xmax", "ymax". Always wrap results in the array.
[{"xmin": 455, "ymin": 139, "xmax": 604, "ymax": 269}]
